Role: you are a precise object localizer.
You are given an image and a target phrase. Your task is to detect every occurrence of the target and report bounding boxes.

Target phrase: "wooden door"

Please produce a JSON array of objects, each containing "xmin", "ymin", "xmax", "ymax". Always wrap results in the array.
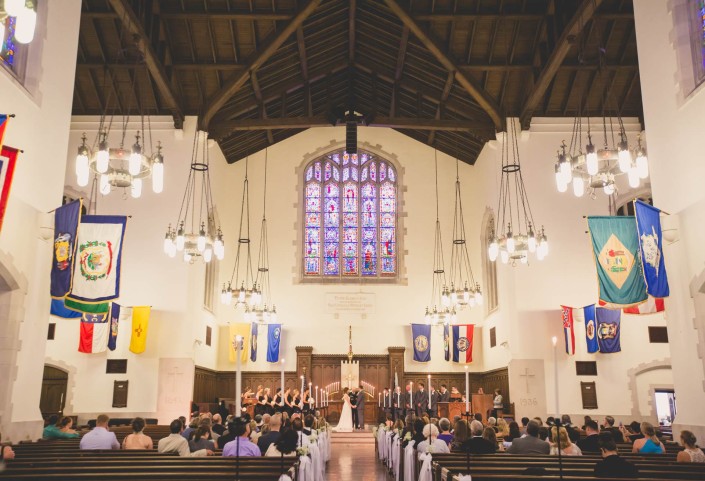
[{"xmin": 39, "ymin": 365, "xmax": 68, "ymax": 419}]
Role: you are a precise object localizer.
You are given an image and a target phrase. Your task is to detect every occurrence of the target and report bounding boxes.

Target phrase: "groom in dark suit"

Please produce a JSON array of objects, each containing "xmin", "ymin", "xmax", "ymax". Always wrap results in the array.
[
  {"xmin": 349, "ymin": 387, "xmax": 358, "ymax": 429},
  {"xmin": 355, "ymin": 386, "xmax": 365, "ymax": 429}
]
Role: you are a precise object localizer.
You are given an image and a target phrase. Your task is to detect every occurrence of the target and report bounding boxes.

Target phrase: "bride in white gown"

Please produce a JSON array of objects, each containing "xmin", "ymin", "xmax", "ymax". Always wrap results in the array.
[{"xmin": 334, "ymin": 387, "xmax": 354, "ymax": 432}]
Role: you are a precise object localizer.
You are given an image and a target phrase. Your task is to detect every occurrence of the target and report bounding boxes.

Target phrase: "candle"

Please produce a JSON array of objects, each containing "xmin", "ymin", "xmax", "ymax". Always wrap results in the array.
[
  {"xmin": 552, "ymin": 336, "xmax": 559, "ymax": 415},
  {"xmin": 280, "ymin": 359, "xmax": 285, "ymax": 406},
  {"xmin": 315, "ymin": 386, "xmax": 318, "ymax": 408},
  {"xmin": 428, "ymin": 374, "xmax": 432, "ymax": 407},
  {"xmin": 235, "ymin": 335, "xmax": 242, "ymax": 416},
  {"xmin": 464, "ymin": 366, "xmax": 470, "ymax": 414},
  {"xmin": 396, "ymin": 390, "xmax": 400, "ymax": 410},
  {"xmin": 378, "ymin": 393, "xmax": 381, "ymax": 407},
  {"xmin": 301, "ymin": 375, "xmax": 304, "ymax": 394},
  {"xmin": 309, "ymin": 382, "xmax": 312, "ymax": 404}
]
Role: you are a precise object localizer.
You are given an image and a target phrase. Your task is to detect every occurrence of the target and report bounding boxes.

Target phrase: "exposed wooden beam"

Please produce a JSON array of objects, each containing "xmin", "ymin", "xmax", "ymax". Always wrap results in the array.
[
  {"xmin": 210, "ymin": 116, "xmax": 491, "ymax": 138},
  {"xmin": 412, "ymin": 13, "xmax": 631, "ymax": 21},
  {"xmin": 349, "ymin": 0, "xmax": 356, "ymax": 63},
  {"xmin": 383, "ymin": 0, "xmax": 503, "ymax": 130},
  {"xmin": 250, "ymin": 72, "xmax": 274, "ymax": 144},
  {"xmin": 82, "ymin": 11, "xmax": 294, "ymax": 21},
  {"xmin": 390, "ymin": 25, "xmax": 409, "ymax": 117},
  {"xmin": 200, "ymin": 0, "xmax": 322, "ymax": 131},
  {"xmin": 106, "ymin": 0, "xmax": 184, "ymax": 128},
  {"xmin": 519, "ymin": 0, "xmax": 604, "ymax": 129},
  {"xmin": 428, "ymin": 72, "xmax": 455, "ymax": 145},
  {"xmin": 296, "ymin": 27, "xmax": 312, "ymax": 117}
]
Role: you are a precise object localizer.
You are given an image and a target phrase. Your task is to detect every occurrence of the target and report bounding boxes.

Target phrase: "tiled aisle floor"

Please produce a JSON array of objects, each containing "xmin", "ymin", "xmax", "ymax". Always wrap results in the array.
[{"xmin": 327, "ymin": 432, "xmax": 387, "ymax": 481}]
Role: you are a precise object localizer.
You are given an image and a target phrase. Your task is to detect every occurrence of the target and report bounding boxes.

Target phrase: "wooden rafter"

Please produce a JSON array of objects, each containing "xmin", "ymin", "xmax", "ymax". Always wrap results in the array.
[
  {"xmin": 383, "ymin": 0, "xmax": 503, "ymax": 130},
  {"xmin": 389, "ymin": 26, "xmax": 409, "ymax": 117},
  {"xmin": 106, "ymin": 0, "xmax": 184, "ymax": 128},
  {"xmin": 428, "ymin": 72, "xmax": 455, "ymax": 145},
  {"xmin": 349, "ymin": 0, "xmax": 356, "ymax": 63},
  {"xmin": 251, "ymin": 72, "xmax": 274, "ymax": 145},
  {"xmin": 296, "ymin": 27, "xmax": 312, "ymax": 117},
  {"xmin": 199, "ymin": 0, "xmax": 323, "ymax": 131},
  {"xmin": 520, "ymin": 0, "xmax": 604, "ymax": 128}
]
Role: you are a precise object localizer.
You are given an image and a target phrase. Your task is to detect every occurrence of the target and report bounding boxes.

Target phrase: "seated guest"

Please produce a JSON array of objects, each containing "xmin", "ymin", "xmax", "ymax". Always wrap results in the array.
[
  {"xmin": 538, "ymin": 426, "xmax": 549, "ymax": 442},
  {"xmin": 496, "ymin": 417, "xmax": 509, "ymax": 438},
  {"xmin": 455, "ymin": 420, "xmax": 496, "ymax": 454},
  {"xmin": 159, "ymin": 419, "xmax": 212, "ymax": 457},
  {"xmin": 550, "ymin": 426, "xmax": 582, "ymax": 456},
  {"xmin": 487, "ymin": 417, "xmax": 497, "ymax": 432},
  {"xmin": 473, "ymin": 413, "xmax": 483, "ymax": 424},
  {"xmin": 577, "ymin": 420, "xmax": 601, "ymax": 454},
  {"xmin": 1, "ymin": 444, "xmax": 14, "ymax": 461},
  {"xmin": 302, "ymin": 414, "xmax": 315, "ymax": 436},
  {"xmin": 623, "ymin": 421, "xmax": 643, "ymax": 442},
  {"xmin": 507, "ymin": 420, "xmax": 550, "ymax": 454},
  {"xmin": 80, "ymin": 415, "xmax": 119, "ymax": 450},
  {"xmin": 416, "ymin": 423, "xmax": 450, "ymax": 453},
  {"xmin": 182, "ymin": 417, "xmax": 199, "ymax": 440},
  {"xmin": 483, "ymin": 427, "xmax": 502, "ymax": 452},
  {"xmin": 503, "ymin": 421, "xmax": 522, "ymax": 449},
  {"xmin": 602, "ymin": 415, "xmax": 625, "ymax": 443},
  {"xmin": 450, "ymin": 419, "xmax": 469, "ymax": 452},
  {"xmin": 594, "ymin": 432, "xmax": 639, "ymax": 478},
  {"xmin": 520, "ymin": 417, "xmax": 530, "ymax": 435},
  {"xmin": 122, "ymin": 417, "xmax": 153, "ymax": 450},
  {"xmin": 249, "ymin": 420, "xmax": 261, "ymax": 443},
  {"xmin": 561, "ymin": 415, "xmax": 580, "ymax": 443},
  {"xmin": 222, "ymin": 416, "xmax": 261, "ymax": 457},
  {"xmin": 437, "ymin": 418, "xmax": 453, "ymax": 446},
  {"xmin": 189, "ymin": 426, "xmax": 216, "ymax": 452},
  {"xmin": 217, "ymin": 420, "xmax": 237, "ymax": 449},
  {"xmin": 533, "ymin": 417, "xmax": 543, "ymax": 426},
  {"xmin": 292, "ymin": 417, "xmax": 310, "ymax": 446},
  {"xmin": 265, "ymin": 428, "xmax": 298, "ymax": 457},
  {"xmin": 546, "ymin": 416, "xmax": 555, "ymax": 427},
  {"xmin": 259, "ymin": 414, "xmax": 271, "ymax": 435},
  {"xmin": 43, "ymin": 416, "xmax": 79, "ymax": 439},
  {"xmin": 257, "ymin": 413, "xmax": 282, "ymax": 454},
  {"xmin": 677, "ymin": 430, "xmax": 705, "ymax": 463},
  {"xmin": 212, "ymin": 413, "xmax": 225, "ymax": 436},
  {"xmin": 411, "ymin": 418, "xmax": 427, "ymax": 447},
  {"xmin": 581, "ymin": 415, "xmax": 593, "ymax": 430},
  {"xmin": 632, "ymin": 422, "xmax": 664, "ymax": 454},
  {"xmin": 199, "ymin": 417, "xmax": 219, "ymax": 442}
]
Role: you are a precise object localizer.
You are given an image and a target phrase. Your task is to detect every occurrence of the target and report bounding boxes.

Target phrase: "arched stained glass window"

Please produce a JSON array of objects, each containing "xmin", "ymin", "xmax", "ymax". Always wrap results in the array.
[{"xmin": 304, "ymin": 150, "xmax": 397, "ymax": 279}]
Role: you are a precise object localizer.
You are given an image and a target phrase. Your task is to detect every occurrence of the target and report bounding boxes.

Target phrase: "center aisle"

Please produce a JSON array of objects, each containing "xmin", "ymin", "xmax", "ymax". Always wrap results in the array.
[{"xmin": 327, "ymin": 431, "xmax": 388, "ymax": 481}]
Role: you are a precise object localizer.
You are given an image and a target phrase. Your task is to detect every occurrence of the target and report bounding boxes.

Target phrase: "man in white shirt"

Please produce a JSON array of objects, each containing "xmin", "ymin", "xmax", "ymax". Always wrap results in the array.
[
  {"xmin": 158, "ymin": 419, "xmax": 213, "ymax": 457},
  {"xmin": 79, "ymin": 414, "xmax": 119, "ymax": 450}
]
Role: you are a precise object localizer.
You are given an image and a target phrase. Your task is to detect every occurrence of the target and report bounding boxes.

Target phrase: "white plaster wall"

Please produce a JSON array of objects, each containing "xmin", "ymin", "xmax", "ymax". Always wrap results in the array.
[
  {"xmin": 633, "ymin": 0, "xmax": 705, "ymax": 436},
  {"xmin": 634, "ymin": 367, "xmax": 674, "ymax": 419},
  {"xmin": 0, "ymin": 0, "xmax": 82, "ymax": 442}
]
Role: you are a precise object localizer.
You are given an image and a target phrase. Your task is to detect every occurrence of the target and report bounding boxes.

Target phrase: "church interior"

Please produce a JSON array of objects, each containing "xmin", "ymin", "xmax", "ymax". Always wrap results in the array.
[{"xmin": 1, "ymin": 0, "xmax": 705, "ymax": 479}]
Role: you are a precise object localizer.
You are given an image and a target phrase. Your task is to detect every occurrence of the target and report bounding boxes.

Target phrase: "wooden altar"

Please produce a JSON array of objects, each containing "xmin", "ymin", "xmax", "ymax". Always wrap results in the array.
[{"xmin": 472, "ymin": 394, "xmax": 494, "ymax": 420}]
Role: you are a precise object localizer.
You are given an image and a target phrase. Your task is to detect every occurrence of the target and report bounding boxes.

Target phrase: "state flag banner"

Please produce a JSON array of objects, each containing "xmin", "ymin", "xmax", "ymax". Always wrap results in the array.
[
  {"xmin": 108, "ymin": 302, "xmax": 129, "ymax": 351},
  {"xmin": 50, "ymin": 298, "xmax": 82, "ymax": 319},
  {"xmin": 599, "ymin": 296, "xmax": 665, "ymax": 315},
  {"xmin": 562, "ymin": 305, "xmax": 597, "ymax": 354},
  {"xmin": 0, "ymin": 146, "xmax": 20, "ymax": 234},
  {"xmin": 560, "ymin": 306, "xmax": 576, "ymax": 355},
  {"xmin": 635, "ymin": 200, "xmax": 670, "ymax": 298},
  {"xmin": 443, "ymin": 324, "xmax": 450, "ymax": 362},
  {"xmin": 0, "ymin": 114, "xmax": 11, "ymax": 146},
  {"xmin": 452, "ymin": 324, "xmax": 474, "ymax": 363},
  {"xmin": 50, "ymin": 200, "xmax": 82, "ymax": 298},
  {"xmin": 596, "ymin": 307, "xmax": 621, "ymax": 353},
  {"xmin": 267, "ymin": 323, "xmax": 282, "ymax": 363},
  {"xmin": 78, "ymin": 312, "xmax": 109, "ymax": 353},
  {"xmin": 129, "ymin": 306, "xmax": 150, "ymax": 354},
  {"xmin": 250, "ymin": 322, "xmax": 258, "ymax": 362},
  {"xmin": 65, "ymin": 215, "xmax": 127, "ymax": 313},
  {"xmin": 229, "ymin": 323, "xmax": 250, "ymax": 363},
  {"xmin": 411, "ymin": 323, "xmax": 431, "ymax": 363},
  {"xmin": 587, "ymin": 216, "xmax": 648, "ymax": 307}
]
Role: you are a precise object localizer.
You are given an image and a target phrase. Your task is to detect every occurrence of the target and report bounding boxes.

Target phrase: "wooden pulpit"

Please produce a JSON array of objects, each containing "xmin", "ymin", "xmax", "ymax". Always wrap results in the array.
[{"xmin": 471, "ymin": 394, "xmax": 494, "ymax": 419}]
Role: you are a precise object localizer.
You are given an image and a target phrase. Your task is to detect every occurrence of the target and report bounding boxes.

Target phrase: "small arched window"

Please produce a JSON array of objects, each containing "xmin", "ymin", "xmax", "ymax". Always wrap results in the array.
[{"xmin": 303, "ymin": 149, "xmax": 397, "ymax": 279}]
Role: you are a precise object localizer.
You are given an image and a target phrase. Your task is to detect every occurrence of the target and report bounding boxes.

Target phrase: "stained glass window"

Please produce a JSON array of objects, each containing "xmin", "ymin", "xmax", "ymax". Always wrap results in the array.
[
  {"xmin": 0, "ymin": 17, "xmax": 17, "ymax": 67},
  {"xmin": 304, "ymin": 150, "xmax": 397, "ymax": 279}
]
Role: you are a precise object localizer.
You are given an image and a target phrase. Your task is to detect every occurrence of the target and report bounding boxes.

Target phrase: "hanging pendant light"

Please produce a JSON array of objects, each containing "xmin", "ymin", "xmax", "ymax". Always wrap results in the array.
[{"xmin": 163, "ymin": 130, "xmax": 224, "ymax": 264}]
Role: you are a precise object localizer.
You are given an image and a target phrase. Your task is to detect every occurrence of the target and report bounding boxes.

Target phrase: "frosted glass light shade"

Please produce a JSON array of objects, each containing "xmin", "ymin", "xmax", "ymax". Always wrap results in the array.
[
  {"xmin": 131, "ymin": 178, "xmax": 142, "ymax": 198},
  {"xmin": 152, "ymin": 162, "xmax": 164, "ymax": 193},
  {"xmin": 99, "ymin": 174, "xmax": 110, "ymax": 195},
  {"xmin": 14, "ymin": 7, "xmax": 36, "ymax": 44},
  {"xmin": 4, "ymin": 0, "xmax": 25, "ymax": 17}
]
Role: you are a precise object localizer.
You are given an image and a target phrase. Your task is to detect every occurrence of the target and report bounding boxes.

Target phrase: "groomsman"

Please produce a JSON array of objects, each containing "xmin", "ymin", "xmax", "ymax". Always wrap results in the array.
[
  {"xmin": 439, "ymin": 384, "xmax": 450, "ymax": 402},
  {"xmin": 429, "ymin": 386, "xmax": 439, "ymax": 418},
  {"xmin": 415, "ymin": 382, "xmax": 429, "ymax": 417},
  {"xmin": 392, "ymin": 386, "xmax": 404, "ymax": 421},
  {"xmin": 382, "ymin": 388, "xmax": 392, "ymax": 420},
  {"xmin": 355, "ymin": 385, "xmax": 365, "ymax": 429},
  {"xmin": 404, "ymin": 385, "xmax": 413, "ymax": 417},
  {"xmin": 350, "ymin": 387, "xmax": 359, "ymax": 428}
]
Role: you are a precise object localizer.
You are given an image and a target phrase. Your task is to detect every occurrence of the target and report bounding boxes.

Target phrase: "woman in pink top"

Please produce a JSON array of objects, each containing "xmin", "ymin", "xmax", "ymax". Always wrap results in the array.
[{"xmin": 122, "ymin": 418, "xmax": 153, "ymax": 450}]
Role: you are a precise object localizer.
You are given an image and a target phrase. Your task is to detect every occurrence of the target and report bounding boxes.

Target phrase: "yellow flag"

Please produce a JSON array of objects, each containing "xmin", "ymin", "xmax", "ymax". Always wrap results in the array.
[
  {"xmin": 228, "ymin": 323, "xmax": 250, "ymax": 363},
  {"xmin": 129, "ymin": 306, "xmax": 151, "ymax": 354}
]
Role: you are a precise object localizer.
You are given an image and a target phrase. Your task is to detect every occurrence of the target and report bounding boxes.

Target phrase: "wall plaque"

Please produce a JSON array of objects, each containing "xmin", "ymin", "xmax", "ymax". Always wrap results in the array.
[{"xmin": 325, "ymin": 293, "xmax": 376, "ymax": 316}]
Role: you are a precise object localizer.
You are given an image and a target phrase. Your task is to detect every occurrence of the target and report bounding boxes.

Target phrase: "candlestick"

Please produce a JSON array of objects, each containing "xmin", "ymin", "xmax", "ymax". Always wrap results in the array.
[
  {"xmin": 552, "ymin": 336, "xmax": 559, "ymax": 415},
  {"xmin": 301, "ymin": 375, "xmax": 305, "ymax": 395},
  {"xmin": 235, "ymin": 335, "xmax": 242, "ymax": 416},
  {"xmin": 378, "ymin": 393, "xmax": 381, "ymax": 407},
  {"xmin": 428, "ymin": 374, "xmax": 432, "ymax": 407},
  {"xmin": 280, "ymin": 358, "xmax": 285, "ymax": 406},
  {"xmin": 464, "ymin": 366, "xmax": 470, "ymax": 414}
]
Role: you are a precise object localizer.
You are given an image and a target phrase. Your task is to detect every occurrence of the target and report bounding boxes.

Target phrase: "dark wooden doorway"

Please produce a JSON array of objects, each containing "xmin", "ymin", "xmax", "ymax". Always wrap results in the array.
[{"xmin": 39, "ymin": 365, "xmax": 68, "ymax": 420}]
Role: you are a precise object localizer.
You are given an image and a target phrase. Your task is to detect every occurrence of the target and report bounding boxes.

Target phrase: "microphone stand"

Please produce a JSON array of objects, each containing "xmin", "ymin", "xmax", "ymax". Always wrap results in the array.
[{"xmin": 554, "ymin": 419, "xmax": 564, "ymax": 481}]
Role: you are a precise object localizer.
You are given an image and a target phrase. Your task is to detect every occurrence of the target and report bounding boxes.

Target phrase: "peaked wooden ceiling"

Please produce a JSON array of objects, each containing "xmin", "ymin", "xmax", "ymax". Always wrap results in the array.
[{"xmin": 72, "ymin": 0, "xmax": 641, "ymax": 164}]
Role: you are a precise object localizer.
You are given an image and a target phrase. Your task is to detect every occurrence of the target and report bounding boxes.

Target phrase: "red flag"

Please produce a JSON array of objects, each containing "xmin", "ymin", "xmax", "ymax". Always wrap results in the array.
[
  {"xmin": 0, "ymin": 115, "xmax": 10, "ymax": 146},
  {"xmin": 598, "ymin": 296, "xmax": 665, "ymax": 315},
  {"xmin": 0, "ymin": 146, "xmax": 19, "ymax": 233}
]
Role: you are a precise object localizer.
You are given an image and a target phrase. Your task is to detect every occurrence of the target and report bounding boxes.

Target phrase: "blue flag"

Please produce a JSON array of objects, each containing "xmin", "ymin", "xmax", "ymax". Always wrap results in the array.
[
  {"xmin": 411, "ymin": 324, "xmax": 431, "ymax": 362},
  {"xmin": 50, "ymin": 298, "xmax": 82, "ymax": 318},
  {"xmin": 267, "ymin": 323, "xmax": 281, "ymax": 363},
  {"xmin": 108, "ymin": 303, "xmax": 120, "ymax": 351},
  {"xmin": 596, "ymin": 307, "xmax": 621, "ymax": 353},
  {"xmin": 634, "ymin": 200, "xmax": 669, "ymax": 298},
  {"xmin": 250, "ymin": 322, "xmax": 258, "ymax": 362},
  {"xmin": 50, "ymin": 200, "xmax": 82, "ymax": 298},
  {"xmin": 583, "ymin": 304, "xmax": 599, "ymax": 353},
  {"xmin": 443, "ymin": 324, "xmax": 450, "ymax": 361},
  {"xmin": 587, "ymin": 216, "xmax": 648, "ymax": 306}
]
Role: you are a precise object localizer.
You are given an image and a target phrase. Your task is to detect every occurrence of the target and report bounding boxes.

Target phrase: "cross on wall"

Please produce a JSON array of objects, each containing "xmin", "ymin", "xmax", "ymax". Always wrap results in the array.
[{"xmin": 519, "ymin": 368, "xmax": 535, "ymax": 394}]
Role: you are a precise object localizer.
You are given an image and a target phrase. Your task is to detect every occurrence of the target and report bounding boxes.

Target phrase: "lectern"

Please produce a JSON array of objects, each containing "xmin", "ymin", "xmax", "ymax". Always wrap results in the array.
[{"xmin": 471, "ymin": 394, "xmax": 494, "ymax": 419}]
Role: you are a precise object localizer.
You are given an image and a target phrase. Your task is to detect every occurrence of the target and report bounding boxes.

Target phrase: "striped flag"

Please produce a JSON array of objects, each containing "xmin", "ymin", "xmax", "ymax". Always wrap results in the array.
[
  {"xmin": 0, "ymin": 146, "xmax": 19, "ymax": 234},
  {"xmin": 599, "ymin": 297, "xmax": 664, "ymax": 315},
  {"xmin": 0, "ymin": 114, "xmax": 10, "ymax": 145},
  {"xmin": 561, "ymin": 306, "xmax": 576, "ymax": 355},
  {"xmin": 78, "ymin": 313, "xmax": 109, "ymax": 353},
  {"xmin": 452, "ymin": 324, "xmax": 474, "ymax": 363}
]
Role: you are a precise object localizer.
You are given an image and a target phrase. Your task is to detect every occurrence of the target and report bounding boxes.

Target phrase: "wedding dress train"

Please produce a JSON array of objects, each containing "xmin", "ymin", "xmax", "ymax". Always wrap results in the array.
[{"xmin": 334, "ymin": 394, "xmax": 354, "ymax": 432}]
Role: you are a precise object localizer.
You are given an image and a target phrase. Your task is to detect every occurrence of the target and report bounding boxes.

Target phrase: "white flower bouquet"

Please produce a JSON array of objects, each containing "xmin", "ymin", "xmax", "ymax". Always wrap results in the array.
[{"xmin": 296, "ymin": 446, "xmax": 309, "ymax": 457}]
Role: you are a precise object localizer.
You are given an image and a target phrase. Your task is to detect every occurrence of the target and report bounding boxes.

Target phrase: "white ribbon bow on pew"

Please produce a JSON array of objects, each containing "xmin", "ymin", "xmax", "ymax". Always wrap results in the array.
[
  {"xmin": 298, "ymin": 454, "xmax": 313, "ymax": 481},
  {"xmin": 403, "ymin": 441, "xmax": 416, "ymax": 481},
  {"xmin": 392, "ymin": 437, "xmax": 401, "ymax": 481},
  {"xmin": 309, "ymin": 441, "xmax": 325, "ymax": 481},
  {"xmin": 378, "ymin": 428, "xmax": 387, "ymax": 461},
  {"xmin": 386, "ymin": 431, "xmax": 395, "ymax": 469},
  {"xmin": 278, "ymin": 475, "xmax": 293, "ymax": 481},
  {"xmin": 417, "ymin": 452, "xmax": 433, "ymax": 481},
  {"xmin": 457, "ymin": 475, "xmax": 472, "ymax": 481}
]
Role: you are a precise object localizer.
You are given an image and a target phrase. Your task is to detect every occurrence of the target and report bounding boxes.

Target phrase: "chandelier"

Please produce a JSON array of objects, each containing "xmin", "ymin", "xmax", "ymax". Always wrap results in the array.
[
  {"xmin": 423, "ymin": 150, "xmax": 456, "ymax": 325},
  {"xmin": 2, "ymin": 0, "xmax": 37, "ymax": 44},
  {"xmin": 74, "ymin": 40, "xmax": 164, "ymax": 198},
  {"xmin": 162, "ymin": 130, "xmax": 224, "ymax": 263},
  {"xmin": 448, "ymin": 156, "xmax": 483, "ymax": 310},
  {"xmin": 489, "ymin": 119, "xmax": 548, "ymax": 265},
  {"xmin": 220, "ymin": 156, "xmax": 263, "ymax": 320}
]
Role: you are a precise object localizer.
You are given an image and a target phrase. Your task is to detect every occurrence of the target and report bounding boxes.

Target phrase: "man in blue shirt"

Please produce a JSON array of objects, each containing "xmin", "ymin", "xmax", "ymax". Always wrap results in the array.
[
  {"xmin": 79, "ymin": 414, "xmax": 119, "ymax": 450},
  {"xmin": 223, "ymin": 415, "xmax": 261, "ymax": 457}
]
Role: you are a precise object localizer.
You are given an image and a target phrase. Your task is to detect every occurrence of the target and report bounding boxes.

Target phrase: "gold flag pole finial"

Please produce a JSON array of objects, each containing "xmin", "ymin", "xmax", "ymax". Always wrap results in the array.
[{"xmin": 347, "ymin": 325, "xmax": 353, "ymax": 362}]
